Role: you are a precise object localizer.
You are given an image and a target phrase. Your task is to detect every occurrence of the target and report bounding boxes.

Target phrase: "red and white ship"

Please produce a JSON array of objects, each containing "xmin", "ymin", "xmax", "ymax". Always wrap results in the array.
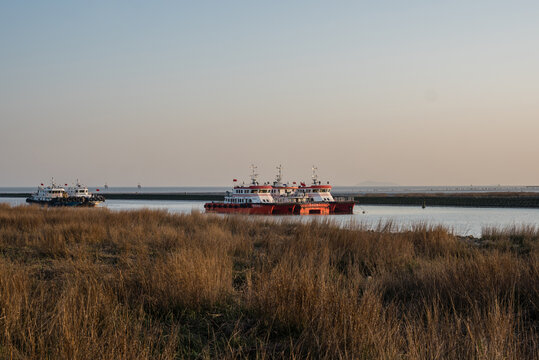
[{"xmin": 204, "ymin": 165, "xmax": 355, "ymax": 215}]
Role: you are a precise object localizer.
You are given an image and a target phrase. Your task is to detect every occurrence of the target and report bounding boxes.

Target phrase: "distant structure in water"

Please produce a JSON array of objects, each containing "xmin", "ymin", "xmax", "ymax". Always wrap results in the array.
[
  {"xmin": 104, "ymin": 183, "xmax": 109, "ymax": 190},
  {"xmin": 137, "ymin": 183, "xmax": 142, "ymax": 190}
]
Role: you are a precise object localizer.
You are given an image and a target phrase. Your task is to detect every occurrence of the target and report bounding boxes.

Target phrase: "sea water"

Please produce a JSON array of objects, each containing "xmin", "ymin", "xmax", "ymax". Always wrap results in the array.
[{"xmin": 2, "ymin": 197, "xmax": 539, "ymax": 238}]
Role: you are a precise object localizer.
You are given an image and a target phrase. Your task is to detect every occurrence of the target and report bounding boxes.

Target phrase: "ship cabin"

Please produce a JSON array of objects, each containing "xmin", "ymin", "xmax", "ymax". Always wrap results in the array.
[
  {"xmin": 225, "ymin": 185, "xmax": 274, "ymax": 204},
  {"xmin": 34, "ymin": 185, "xmax": 67, "ymax": 201},
  {"xmin": 67, "ymin": 187, "xmax": 90, "ymax": 197},
  {"xmin": 271, "ymin": 185, "xmax": 298, "ymax": 201},
  {"xmin": 297, "ymin": 185, "xmax": 334, "ymax": 202},
  {"xmin": 66, "ymin": 182, "xmax": 91, "ymax": 198}
]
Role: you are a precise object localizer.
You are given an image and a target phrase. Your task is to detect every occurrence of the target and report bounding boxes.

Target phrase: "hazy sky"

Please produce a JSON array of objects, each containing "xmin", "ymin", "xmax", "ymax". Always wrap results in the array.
[{"xmin": 1, "ymin": 1, "xmax": 539, "ymax": 186}]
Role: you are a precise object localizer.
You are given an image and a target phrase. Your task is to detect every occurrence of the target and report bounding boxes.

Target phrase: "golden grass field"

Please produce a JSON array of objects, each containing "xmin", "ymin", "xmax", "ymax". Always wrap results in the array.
[{"xmin": 0, "ymin": 203, "xmax": 538, "ymax": 359}]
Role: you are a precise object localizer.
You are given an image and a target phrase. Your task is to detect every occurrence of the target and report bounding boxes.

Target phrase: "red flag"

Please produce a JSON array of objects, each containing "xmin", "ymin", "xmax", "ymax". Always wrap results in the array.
[
  {"xmin": 96, "ymin": 189, "xmax": 100, "ymax": 192},
  {"xmin": 233, "ymin": 179, "xmax": 237, "ymax": 182},
  {"xmin": 292, "ymin": 181, "xmax": 296, "ymax": 184},
  {"xmin": 40, "ymin": 183, "xmax": 44, "ymax": 186},
  {"xmin": 65, "ymin": 184, "xmax": 68, "ymax": 186},
  {"xmin": 300, "ymin": 182, "xmax": 306, "ymax": 186}
]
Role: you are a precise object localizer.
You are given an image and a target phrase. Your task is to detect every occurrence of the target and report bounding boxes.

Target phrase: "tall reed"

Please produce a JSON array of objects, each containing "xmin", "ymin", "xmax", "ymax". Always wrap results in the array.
[{"xmin": 0, "ymin": 204, "xmax": 537, "ymax": 359}]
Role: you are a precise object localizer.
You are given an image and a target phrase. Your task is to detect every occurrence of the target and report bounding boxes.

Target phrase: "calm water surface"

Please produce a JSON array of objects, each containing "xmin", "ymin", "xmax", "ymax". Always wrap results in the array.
[{"xmin": 2, "ymin": 197, "xmax": 539, "ymax": 237}]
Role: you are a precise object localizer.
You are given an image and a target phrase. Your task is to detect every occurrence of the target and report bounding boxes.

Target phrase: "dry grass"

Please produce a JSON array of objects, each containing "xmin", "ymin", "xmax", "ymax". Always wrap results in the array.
[{"xmin": 0, "ymin": 203, "xmax": 537, "ymax": 359}]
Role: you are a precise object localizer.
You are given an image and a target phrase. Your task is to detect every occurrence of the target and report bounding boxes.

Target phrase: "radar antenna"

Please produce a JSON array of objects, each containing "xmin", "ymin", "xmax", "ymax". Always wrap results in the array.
[{"xmin": 250, "ymin": 164, "xmax": 259, "ymax": 185}]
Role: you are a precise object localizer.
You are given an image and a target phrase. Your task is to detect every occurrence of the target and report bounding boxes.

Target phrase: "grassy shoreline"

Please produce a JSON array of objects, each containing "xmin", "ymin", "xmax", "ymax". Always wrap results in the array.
[{"xmin": 0, "ymin": 204, "xmax": 537, "ymax": 359}]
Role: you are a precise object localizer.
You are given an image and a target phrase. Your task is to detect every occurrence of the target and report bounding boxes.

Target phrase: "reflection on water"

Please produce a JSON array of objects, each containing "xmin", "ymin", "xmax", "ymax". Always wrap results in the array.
[{"xmin": 2, "ymin": 197, "xmax": 539, "ymax": 238}]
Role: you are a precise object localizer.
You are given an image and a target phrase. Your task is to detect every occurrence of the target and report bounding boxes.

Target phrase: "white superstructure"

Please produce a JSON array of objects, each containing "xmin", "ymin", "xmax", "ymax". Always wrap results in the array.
[
  {"xmin": 66, "ymin": 180, "xmax": 92, "ymax": 198},
  {"xmin": 28, "ymin": 180, "xmax": 67, "ymax": 202},
  {"xmin": 224, "ymin": 165, "xmax": 274, "ymax": 204}
]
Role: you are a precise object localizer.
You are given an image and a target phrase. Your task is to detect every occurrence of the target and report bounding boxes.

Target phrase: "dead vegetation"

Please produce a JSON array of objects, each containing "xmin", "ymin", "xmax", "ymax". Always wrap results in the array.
[{"xmin": 0, "ymin": 203, "xmax": 537, "ymax": 359}]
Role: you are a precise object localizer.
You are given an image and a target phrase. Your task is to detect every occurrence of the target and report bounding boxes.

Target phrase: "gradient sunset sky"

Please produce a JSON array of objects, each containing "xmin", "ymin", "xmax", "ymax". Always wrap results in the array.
[{"xmin": 1, "ymin": 1, "xmax": 538, "ymax": 186}]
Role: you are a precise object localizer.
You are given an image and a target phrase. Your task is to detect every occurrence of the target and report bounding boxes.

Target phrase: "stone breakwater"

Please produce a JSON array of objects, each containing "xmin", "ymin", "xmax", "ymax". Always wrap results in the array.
[{"xmin": 349, "ymin": 192, "xmax": 539, "ymax": 208}]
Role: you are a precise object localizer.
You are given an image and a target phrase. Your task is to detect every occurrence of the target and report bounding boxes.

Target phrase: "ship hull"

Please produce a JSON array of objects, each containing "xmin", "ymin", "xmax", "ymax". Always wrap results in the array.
[
  {"xmin": 204, "ymin": 201, "xmax": 354, "ymax": 215},
  {"xmin": 328, "ymin": 201, "xmax": 355, "ymax": 214},
  {"xmin": 26, "ymin": 197, "xmax": 103, "ymax": 207}
]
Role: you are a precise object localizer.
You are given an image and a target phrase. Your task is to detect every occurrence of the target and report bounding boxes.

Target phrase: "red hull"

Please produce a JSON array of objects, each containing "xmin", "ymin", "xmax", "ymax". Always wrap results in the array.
[
  {"xmin": 204, "ymin": 201, "xmax": 354, "ymax": 215},
  {"xmin": 329, "ymin": 201, "xmax": 355, "ymax": 214}
]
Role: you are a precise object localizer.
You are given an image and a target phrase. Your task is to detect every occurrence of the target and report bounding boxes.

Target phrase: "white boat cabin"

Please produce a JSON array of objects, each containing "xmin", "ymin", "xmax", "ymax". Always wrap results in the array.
[
  {"xmin": 225, "ymin": 185, "xmax": 274, "ymax": 204},
  {"xmin": 297, "ymin": 185, "xmax": 334, "ymax": 202},
  {"xmin": 66, "ymin": 180, "xmax": 91, "ymax": 198},
  {"xmin": 31, "ymin": 184, "xmax": 67, "ymax": 201}
]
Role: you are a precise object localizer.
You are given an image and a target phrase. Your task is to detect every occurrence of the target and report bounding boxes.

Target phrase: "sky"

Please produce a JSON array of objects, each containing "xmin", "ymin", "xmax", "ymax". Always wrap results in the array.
[{"xmin": 1, "ymin": 1, "xmax": 539, "ymax": 186}]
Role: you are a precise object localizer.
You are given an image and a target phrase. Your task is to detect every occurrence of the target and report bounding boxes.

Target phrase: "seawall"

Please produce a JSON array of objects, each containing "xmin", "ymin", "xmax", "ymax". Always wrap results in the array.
[{"xmin": 347, "ymin": 192, "xmax": 539, "ymax": 208}]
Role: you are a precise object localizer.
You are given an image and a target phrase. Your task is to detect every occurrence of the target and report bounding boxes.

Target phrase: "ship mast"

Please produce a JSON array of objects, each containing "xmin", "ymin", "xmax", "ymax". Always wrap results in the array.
[
  {"xmin": 250, "ymin": 164, "xmax": 259, "ymax": 185},
  {"xmin": 311, "ymin": 165, "xmax": 319, "ymax": 185},
  {"xmin": 274, "ymin": 164, "xmax": 283, "ymax": 186}
]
